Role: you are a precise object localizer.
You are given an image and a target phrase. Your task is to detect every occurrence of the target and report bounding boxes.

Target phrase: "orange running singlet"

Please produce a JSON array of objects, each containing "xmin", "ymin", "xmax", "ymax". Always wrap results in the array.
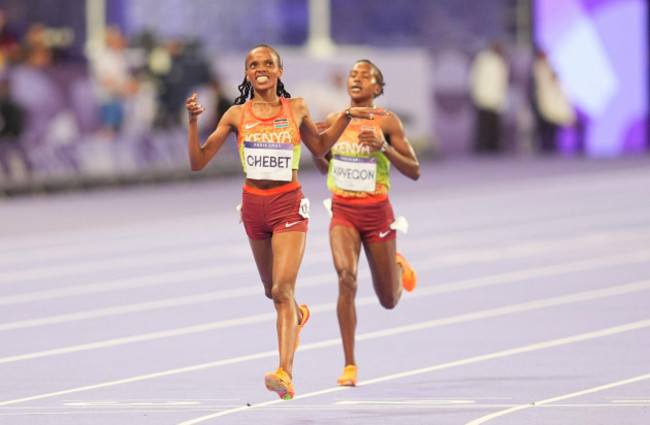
[
  {"xmin": 238, "ymin": 98, "xmax": 301, "ymax": 181},
  {"xmin": 327, "ymin": 108, "xmax": 391, "ymax": 198}
]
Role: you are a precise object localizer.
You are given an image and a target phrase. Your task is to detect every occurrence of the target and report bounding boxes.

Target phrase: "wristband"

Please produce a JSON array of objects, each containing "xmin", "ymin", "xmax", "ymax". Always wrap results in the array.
[
  {"xmin": 345, "ymin": 108, "xmax": 353, "ymax": 119},
  {"xmin": 380, "ymin": 141, "xmax": 389, "ymax": 153}
]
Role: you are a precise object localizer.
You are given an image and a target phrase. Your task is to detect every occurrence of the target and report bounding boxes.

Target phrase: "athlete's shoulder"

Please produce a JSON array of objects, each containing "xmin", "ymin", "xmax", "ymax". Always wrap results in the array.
[
  {"xmin": 380, "ymin": 109, "xmax": 403, "ymax": 128},
  {"xmin": 222, "ymin": 103, "xmax": 244, "ymax": 128},
  {"xmin": 325, "ymin": 111, "xmax": 340, "ymax": 126},
  {"xmin": 287, "ymin": 97, "xmax": 310, "ymax": 124},
  {"xmin": 288, "ymin": 97, "xmax": 308, "ymax": 109},
  {"xmin": 225, "ymin": 103, "xmax": 245, "ymax": 113}
]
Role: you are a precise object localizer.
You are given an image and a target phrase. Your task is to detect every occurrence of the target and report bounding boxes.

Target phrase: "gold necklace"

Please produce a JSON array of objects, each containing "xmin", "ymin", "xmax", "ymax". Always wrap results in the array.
[{"xmin": 252, "ymin": 98, "xmax": 280, "ymax": 105}]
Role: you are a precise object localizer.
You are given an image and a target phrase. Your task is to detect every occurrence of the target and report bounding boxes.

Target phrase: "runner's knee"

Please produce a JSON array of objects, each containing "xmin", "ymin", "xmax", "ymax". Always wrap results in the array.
[
  {"xmin": 262, "ymin": 279, "xmax": 273, "ymax": 299},
  {"xmin": 337, "ymin": 269, "xmax": 357, "ymax": 295},
  {"xmin": 270, "ymin": 283, "xmax": 294, "ymax": 304},
  {"xmin": 377, "ymin": 284, "xmax": 400, "ymax": 309},
  {"xmin": 378, "ymin": 295, "xmax": 399, "ymax": 309}
]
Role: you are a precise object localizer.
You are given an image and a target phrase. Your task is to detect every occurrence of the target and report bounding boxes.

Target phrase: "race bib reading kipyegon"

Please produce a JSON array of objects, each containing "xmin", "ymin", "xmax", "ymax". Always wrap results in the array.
[{"xmin": 331, "ymin": 154, "xmax": 376, "ymax": 192}]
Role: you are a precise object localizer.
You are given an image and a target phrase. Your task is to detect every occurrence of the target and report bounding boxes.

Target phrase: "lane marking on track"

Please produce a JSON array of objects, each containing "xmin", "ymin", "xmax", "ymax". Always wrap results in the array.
[
  {"xmin": 2, "ymin": 161, "xmax": 647, "ymax": 253},
  {"xmin": 1, "ymin": 250, "xmax": 649, "ymax": 332},
  {"xmin": 0, "ymin": 215, "xmax": 222, "ymax": 253},
  {"xmin": 2, "ymin": 276, "xmax": 650, "ymax": 366},
  {"xmin": 465, "ymin": 372, "xmax": 650, "ymax": 424},
  {"xmin": 1, "ymin": 282, "xmax": 649, "ymax": 407},
  {"xmin": 2, "ymin": 217, "xmax": 649, "ymax": 284},
  {"xmin": 176, "ymin": 319, "xmax": 650, "ymax": 424}
]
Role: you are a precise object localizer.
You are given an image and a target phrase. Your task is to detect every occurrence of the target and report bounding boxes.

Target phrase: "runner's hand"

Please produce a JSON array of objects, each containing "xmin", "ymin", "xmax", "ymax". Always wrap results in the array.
[
  {"xmin": 186, "ymin": 93, "xmax": 205, "ymax": 122},
  {"xmin": 358, "ymin": 130, "xmax": 385, "ymax": 152},
  {"xmin": 316, "ymin": 121, "xmax": 329, "ymax": 133},
  {"xmin": 346, "ymin": 106, "xmax": 386, "ymax": 120}
]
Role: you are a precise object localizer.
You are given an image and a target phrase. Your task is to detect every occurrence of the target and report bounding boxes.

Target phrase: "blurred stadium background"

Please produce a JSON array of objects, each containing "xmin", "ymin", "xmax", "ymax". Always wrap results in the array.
[{"xmin": 0, "ymin": 0, "xmax": 646, "ymax": 196}]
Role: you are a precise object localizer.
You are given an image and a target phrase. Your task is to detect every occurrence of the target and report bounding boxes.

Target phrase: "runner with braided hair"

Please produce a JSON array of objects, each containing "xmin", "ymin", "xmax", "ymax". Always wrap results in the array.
[
  {"xmin": 233, "ymin": 45, "xmax": 292, "ymax": 105},
  {"xmin": 186, "ymin": 44, "xmax": 380, "ymax": 400}
]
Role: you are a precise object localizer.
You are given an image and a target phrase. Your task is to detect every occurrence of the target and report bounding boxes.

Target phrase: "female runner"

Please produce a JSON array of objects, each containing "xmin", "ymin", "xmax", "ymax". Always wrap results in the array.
[
  {"xmin": 186, "ymin": 45, "xmax": 379, "ymax": 399},
  {"xmin": 314, "ymin": 59, "xmax": 420, "ymax": 387}
]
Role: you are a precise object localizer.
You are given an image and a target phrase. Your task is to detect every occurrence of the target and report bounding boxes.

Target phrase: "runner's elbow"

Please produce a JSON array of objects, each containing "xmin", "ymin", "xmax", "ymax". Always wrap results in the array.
[
  {"xmin": 190, "ymin": 159, "xmax": 205, "ymax": 171},
  {"xmin": 410, "ymin": 167, "xmax": 421, "ymax": 181},
  {"xmin": 312, "ymin": 148, "xmax": 328, "ymax": 159}
]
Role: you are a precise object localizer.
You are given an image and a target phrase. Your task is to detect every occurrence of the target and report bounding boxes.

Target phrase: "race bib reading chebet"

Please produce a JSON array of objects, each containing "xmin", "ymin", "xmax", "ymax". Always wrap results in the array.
[{"xmin": 244, "ymin": 141, "xmax": 293, "ymax": 181}]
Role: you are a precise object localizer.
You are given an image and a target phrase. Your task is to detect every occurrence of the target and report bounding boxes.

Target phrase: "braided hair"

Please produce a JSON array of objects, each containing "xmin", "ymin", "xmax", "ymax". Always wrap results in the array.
[
  {"xmin": 234, "ymin": 44, "xmax": 292, "ymax": 105},
  {"xmin": 356, "ymin": 59, "xmax": 385, "ymax": 98}
]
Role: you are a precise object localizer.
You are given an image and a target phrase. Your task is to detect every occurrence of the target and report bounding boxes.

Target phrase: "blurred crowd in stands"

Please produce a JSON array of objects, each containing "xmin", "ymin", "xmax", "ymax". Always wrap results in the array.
[
  {"xmin": 0, "ymin": 4, "xmax": 578, "ymax": 191},
  {"xmin": 466, "ymin": 41, "xmax": 576, "ymax": 157},
  {"xmin": 0, "ymin": 9, "xmax": 232, "ymax": 186}
]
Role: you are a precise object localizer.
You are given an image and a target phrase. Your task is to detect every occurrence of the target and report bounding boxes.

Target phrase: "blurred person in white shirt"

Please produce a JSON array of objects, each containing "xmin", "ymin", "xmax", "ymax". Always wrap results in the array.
[
  {"xmin": 87, "ymin": 26, "xmax": 138, "ymax": 135},
  {"xmin": 469, "ymin": 41, "xmax": 509, "ymax": 153}
]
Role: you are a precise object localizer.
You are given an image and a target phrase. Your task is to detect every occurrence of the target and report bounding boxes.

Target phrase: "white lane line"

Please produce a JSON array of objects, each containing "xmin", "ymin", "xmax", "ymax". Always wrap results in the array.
[
  {"xmin": 1, "ymin": 250, "xmax": 649, "ymax": 332},
  {"xmin": 3, "ymin": 278, "xmax": 649, "ymax": 364},
  {"xmin": 0, "ymin": 215, "xmax": 220, "ymax": 253},
  {"xmin": 176, "ymin": 319, "xmax": 650, "ymax": 424},
  {"xmin": 3, "ymin": 208, "xmax": 649, "ymax": 283},
  {"xmin": 0, "ymin": 311, "xmax": 276, "ymax": 364},
  {"xmin": 420, "ymin": 230, "xmax": 650, "ymax": 267},
  {"xmin": 62, "ymin": 400, "xmax": 204, "ymax": 407},
  {"xmin": 0, "ymin": 266, "xmax": 244, "ymax": 305},
  {"xmin": 0, "ymin": 248, "xmax": 333, "ymax": 305},
  {"xmin": 0, "ymin": 234, "xmax": 217, "ymax": 268},
  {"xmin": 0, "ymin": 241, "xmax": 329, "ymax": 286},
  {"xmin": 0, "ymin": 286, "xmax": 261, "ymax": 332},
  {"xmin": 2, "ymin": 283, "xmax": 649, "ymax": 408},
  {"xmin": 465, "ymin": 373, "xmax": 650, "ymax": 425},
  {"xmin": 415, "ymin": 250, "xmax": 650, "ymax": 297},
  {"xmin": 0, "ymin": 348, "xmax": 278, "ymax": 408},
  {"xmin": 353, "ymin": 280, "xmax": 650, "ymax": 342},
  {"xmin": 0, "ymin": 246, "xmax": 221, "ymax": 284},
  {"xmin": 610, "ymin": 398, "xmax": 650, "ymax": 404},
  {"xmin": 0, "ymin": 227, "xmax": 648, "ymax": 305},
  {"xmin": 335, "ymin": 399, "xmax": 479, "ymax": 405},
  {"xmin": 3, "ymin": 221, "xmax": 649, "ymax": 303}
]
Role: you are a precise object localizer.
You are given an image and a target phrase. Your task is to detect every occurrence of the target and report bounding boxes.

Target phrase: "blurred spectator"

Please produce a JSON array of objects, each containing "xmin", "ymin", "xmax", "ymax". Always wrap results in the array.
[
  {"xmin": 0, "ymin": 9, "xmax": 19, "ymax": 70},
  {"xmin": 198, "ymin": 77, "xmax": 232, "ymax": 135},
  {"xmin": 0, "ymin": 75, "xmax": 23, "ymax": 139},
  {"xmin": 0, "ymin": 73, "xmax": 27, "ymax": 180},
  {"xmin": 432, "ymin": 46, "xmax": 472, "ymax": 155},
  {"xmin": 87, "ymin": 25, "xmax": 138, "ymax": 135},
  {"xmin": 156, "ymin": 39, "xmax": 212, "ymax": 128},
  {"xmin": 469, "ymin": 41, "xmax": 509, "ymax": 154},
  {"xmin": 531, "ymin": 48, "xmax": 575, "ymax": 154},
  {"xmin": 20, "ymin": 23, "xmax": 54, "ymax": 68},
  {"xmin": 296, "ymin": 68, "xmax": 349, "ymax": 122}
]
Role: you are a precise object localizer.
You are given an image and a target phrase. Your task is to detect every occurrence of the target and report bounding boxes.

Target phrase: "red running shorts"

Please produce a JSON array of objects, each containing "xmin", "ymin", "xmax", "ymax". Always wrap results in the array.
[
  {"xmin": 330, "ymin": 194, "xmax": 396, "ymax": 243},
  {"xmin": 241, "ymin": 181, "xmax": 309, "ymax": 240}
]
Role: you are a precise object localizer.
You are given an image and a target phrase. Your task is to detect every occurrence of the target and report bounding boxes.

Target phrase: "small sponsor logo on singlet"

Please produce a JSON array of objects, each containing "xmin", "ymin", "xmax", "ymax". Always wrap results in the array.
[
  {"xmin": 274, "ymin": 118, "xmax": 289, "ymax": 128},
  {"xmin": 245, "ymin": 122, "xmax": 261, "ymax": 130}
]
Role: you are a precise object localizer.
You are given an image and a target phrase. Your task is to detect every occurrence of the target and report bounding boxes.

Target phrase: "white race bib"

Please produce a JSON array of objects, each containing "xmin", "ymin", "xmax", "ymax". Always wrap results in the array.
[
  {"xmin": 299, "ymin": 198, "xmax": 310, "ymax": 219},
  {"xmin": 331, "ymin": 155, "xmax": 377, "ymax": 192},
  {"xmin": 244, "ymin": 141, "xmax": 293, "ymax": 181}
]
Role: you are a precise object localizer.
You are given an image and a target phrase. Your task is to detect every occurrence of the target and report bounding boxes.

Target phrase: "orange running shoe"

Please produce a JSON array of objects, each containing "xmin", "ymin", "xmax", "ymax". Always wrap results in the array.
[
  {"xmin": 337, "ymin": 365, "xmax": 358, "ymax": 387},
  {"xmin": 294, "ymin": 304, "xmax": 310, "ymax": 352},
  {"xmin": 396, "ymin": 252, "xmax": 417, "ymax": 292},
  {"xmin": 264, "ymin": 368, "xmax": 295, "ymax": 400}
]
